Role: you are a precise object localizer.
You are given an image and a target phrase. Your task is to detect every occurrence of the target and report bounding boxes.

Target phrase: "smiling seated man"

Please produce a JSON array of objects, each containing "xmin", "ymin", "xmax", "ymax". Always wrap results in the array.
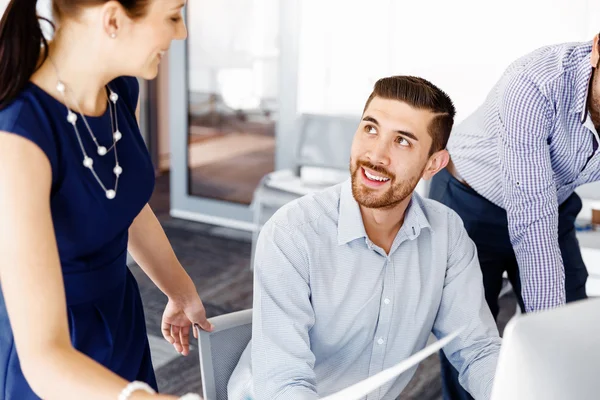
[{"xmin": 228, "ymin": 76, "xmax": 501, "ymax": 400}]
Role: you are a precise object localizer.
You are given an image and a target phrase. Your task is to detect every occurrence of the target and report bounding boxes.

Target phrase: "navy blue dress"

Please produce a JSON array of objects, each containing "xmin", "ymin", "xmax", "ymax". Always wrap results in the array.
[{"xmin": 0, "ymin": 76, "xmax": 158, "ymax": 399}]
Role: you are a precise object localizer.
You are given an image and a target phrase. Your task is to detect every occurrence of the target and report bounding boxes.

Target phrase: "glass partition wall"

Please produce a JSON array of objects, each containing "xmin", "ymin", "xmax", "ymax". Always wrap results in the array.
[{"xmin": 169, "ymin": 0, "xmax": 284, "ymax": 229}]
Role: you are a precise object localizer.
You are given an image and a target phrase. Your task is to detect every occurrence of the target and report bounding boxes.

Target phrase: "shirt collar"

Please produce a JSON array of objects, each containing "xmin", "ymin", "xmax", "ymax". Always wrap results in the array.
[
  {"xmin": 583, "ymin": 112, "xmax": 599, "ymax": 136},
  {"xmin": 570, "ymin": 41, "xmax": 594, "ymax": 124},
  {"xmin": 401, "ymin": 193, "xmax": 432, "ymax": 240},
  {"xmin": 337, "ymin": 179, "xmax": 367, "ymax": 245},
  {"xmin": 337, "ymin": 179, "xmax": 432, "ymax": 246}
]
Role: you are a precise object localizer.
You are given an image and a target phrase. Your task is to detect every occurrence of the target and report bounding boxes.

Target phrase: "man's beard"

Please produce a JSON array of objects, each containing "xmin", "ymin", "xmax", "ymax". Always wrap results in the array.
[{"xmin": 350, "ymin": 160, "xmax": 423, "ymax": 209}]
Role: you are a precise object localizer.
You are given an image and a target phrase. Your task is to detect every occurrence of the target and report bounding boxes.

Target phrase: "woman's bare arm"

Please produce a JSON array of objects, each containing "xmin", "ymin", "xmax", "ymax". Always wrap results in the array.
[{"xmin": 0, "ymin": 131, "xmax": 175, "ymax": 400}]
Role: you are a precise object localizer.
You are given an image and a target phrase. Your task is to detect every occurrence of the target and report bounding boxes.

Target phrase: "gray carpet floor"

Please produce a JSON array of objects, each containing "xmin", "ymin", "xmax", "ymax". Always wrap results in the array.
[{"xmin": 130, "ymin": 216, "xmax": 517, "ymax": 399}]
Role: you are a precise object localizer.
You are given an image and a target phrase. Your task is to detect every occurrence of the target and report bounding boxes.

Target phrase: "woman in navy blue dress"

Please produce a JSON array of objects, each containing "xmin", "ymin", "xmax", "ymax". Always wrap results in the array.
[{"xmin": 0, "ymin": 1, "xmax": 210, "ymax": 399}]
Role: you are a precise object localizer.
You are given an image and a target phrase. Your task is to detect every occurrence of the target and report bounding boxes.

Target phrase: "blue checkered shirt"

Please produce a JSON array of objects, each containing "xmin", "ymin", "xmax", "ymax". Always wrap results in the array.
[
  {"xmin": 447, "ymin": 41, "xmax": 600, "ymax": 312},
  {"xmin": 228, "ymin": 180, "xmax": 500, "ymax": 400}
]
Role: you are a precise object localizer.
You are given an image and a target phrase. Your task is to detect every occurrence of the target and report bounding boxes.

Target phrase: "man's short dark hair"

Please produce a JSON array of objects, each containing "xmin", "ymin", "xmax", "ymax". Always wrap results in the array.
[{"xmin": 363, "ymin": 76, "xmax": 456, "ymax": 154}]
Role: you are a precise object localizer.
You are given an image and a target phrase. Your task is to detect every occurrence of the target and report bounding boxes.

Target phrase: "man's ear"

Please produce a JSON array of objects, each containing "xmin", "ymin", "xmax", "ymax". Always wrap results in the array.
[
  {"xmin": 422, "ymin": 149, "xmax": 449, "ymax": 180},
  {"xmin": 591, "ymin": 33, "xmax": 600, "ymax": 68}
]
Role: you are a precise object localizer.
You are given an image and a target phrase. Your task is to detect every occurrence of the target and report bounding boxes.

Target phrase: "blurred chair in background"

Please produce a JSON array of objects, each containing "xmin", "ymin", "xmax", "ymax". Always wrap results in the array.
[{"xmin": 249, "ymin": 113, "xmax": 358, "ymax": 268}]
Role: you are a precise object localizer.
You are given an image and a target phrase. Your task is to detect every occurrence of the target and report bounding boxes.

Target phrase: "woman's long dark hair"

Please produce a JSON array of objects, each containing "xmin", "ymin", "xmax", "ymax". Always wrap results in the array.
[
  {"xmin": 0, "ymin": 0, "xmax": 149, "ymax": 110},
  {"xmin": 0, "ymin": 0, "xmax": 50, "ymax": 109}
]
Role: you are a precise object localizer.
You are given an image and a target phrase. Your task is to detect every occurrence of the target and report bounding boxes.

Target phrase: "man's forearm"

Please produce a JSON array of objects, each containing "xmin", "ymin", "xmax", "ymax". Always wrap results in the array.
[
  {"xmin": 507, "ymin": 205, "xmax": 565, "ymax": 312},
  {"xmin": 128, "ymin": 204, "xmax": 196, "ymax": 302}
]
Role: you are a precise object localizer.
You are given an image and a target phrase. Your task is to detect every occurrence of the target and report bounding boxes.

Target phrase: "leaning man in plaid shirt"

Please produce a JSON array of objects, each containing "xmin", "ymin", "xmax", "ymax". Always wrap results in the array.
[{"xmin": 429, "ymin": 35, "xmax": 600, "ymax": 399}]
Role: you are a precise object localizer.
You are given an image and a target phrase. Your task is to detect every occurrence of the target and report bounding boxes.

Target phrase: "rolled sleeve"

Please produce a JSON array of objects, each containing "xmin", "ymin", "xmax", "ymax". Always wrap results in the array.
[
  {"xmin": 498, "ymin": 75, "xmax": 565, "ymax": 312},
  {"xmin": 433, "ymin": 211, "xmax": 501, "ymax": 400},
  {"xmin": 251, "ymin": 220, "xmax": 318, "ymax": 400}
]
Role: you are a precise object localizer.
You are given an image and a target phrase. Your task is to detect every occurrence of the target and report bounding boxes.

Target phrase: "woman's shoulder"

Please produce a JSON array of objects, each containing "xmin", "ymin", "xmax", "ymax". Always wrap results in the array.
[
  {"xmin": 0, "ymin": 84, "xmax": 47, "ymax": 131},
  {"xmin": 0, "ymin": 84, "xmax": 60, "ymax": 170}
]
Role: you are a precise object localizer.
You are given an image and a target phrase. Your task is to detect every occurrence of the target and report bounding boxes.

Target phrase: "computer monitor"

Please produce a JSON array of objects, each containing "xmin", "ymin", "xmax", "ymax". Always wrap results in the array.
[{"xmin": 491, "ymin": 297, "xmax": 600, "ymax": 400}]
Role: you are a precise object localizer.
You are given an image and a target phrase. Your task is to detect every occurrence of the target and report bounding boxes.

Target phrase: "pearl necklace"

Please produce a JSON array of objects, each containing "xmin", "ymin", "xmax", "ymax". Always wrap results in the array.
[{"xmin": 55, "ymin": 80, "xmax": 124, "ymax": 200}]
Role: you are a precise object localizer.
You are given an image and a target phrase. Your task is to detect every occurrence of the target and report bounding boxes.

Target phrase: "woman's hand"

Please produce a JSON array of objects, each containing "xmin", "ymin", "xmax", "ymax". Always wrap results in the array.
[{"xmin": 161, "ymin": 292, "xmax": 214, "ymax": 356}]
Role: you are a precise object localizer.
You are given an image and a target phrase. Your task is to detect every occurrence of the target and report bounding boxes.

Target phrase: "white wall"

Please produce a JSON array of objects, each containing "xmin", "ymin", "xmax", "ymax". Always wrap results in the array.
[
  {"xmin": 186, "ymin": 0, "xmax": 279, "ymax": 109},
  {"xmin": 296, "ymin": 0, "xmax": 600, "ymax": 123},
  {"xmin": 0, "ymin": 0, "xmax": 9, "ymax": 15}
]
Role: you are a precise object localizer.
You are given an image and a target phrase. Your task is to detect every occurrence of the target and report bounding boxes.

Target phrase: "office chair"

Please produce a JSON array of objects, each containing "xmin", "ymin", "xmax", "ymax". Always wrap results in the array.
[
  {"xmin": 197, "ymin": 309, "xmax": 253, "ymax": 400},
  {"xmin": 250, "ymin": 113, "xmax": 359, "ymax": 269}
]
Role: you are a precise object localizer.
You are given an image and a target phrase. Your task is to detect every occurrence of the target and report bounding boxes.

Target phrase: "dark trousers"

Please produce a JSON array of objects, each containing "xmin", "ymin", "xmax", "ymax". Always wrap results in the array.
[{"xmin": 429, "ymin": 168, "xmax": 588, "ymax": 400}]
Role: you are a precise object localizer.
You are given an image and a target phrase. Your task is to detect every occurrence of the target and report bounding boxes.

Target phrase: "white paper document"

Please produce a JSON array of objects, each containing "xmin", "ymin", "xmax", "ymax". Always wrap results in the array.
[{"xmin": 321, "ymin": 329, "xmax": 463, "ymax": 400}]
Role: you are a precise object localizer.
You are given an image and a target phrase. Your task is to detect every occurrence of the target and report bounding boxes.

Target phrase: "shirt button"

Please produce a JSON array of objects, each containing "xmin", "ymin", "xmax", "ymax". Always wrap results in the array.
[
  {"xmin": 384, "ymin": 298, "xmax": 390, "ymax": 305},
  {"xmin": 377, "ymin": 338, "xmax": 384, "ymax": 345}
]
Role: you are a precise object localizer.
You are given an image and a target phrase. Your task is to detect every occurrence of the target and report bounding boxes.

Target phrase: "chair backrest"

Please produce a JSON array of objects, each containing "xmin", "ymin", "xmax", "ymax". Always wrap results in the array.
[
  {"xmin": 198, "ymin": 309, "xmax": 253, "ymax": 400},
  {"xmin": 294, "ymin": 113, "xmax": 360, "ymax": 172}
]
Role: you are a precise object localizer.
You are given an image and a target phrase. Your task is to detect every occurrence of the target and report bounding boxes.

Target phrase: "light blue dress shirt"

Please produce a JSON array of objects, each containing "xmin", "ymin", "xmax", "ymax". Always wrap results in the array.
[{"xmin": 228, "ymin": 179, "xmax": 501, "ymax": 400}]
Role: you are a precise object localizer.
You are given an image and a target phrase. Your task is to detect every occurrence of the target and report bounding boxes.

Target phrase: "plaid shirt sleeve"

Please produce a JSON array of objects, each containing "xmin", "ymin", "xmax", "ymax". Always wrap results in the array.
[{"xmin": 498, "ymin": 74, "xmax": 566, "ymax": 312}]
